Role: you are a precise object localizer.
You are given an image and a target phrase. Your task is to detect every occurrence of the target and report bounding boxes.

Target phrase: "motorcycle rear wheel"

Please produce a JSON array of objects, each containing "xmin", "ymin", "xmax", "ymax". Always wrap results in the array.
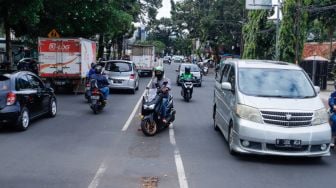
[{"xmin": 141, "ymin": 119, "xmax": 157, "ymax": 136}]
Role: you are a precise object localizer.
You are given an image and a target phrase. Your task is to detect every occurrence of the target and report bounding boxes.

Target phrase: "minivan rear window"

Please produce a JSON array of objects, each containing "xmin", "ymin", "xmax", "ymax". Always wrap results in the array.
[
  {"xmin": 238, "ymin": 68, "xmax": 315, "ymax": 98},
  {"xmin": 105, "ymin": 62, "xmax": 132, "ymax": 72},
  {"xmin": 0, "ymin": 75, "xmax": 10, "ymax": 91}
]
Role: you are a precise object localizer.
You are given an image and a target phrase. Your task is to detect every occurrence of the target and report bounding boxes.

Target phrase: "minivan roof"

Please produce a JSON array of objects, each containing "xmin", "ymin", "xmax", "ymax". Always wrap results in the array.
[{"xmin": 226, "ymin": 59, "xmax": 302, "ymax": 70}]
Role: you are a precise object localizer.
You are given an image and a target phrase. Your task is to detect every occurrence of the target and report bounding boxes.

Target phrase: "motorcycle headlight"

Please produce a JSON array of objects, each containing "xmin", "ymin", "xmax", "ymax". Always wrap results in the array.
[
  {"xmin": 144, "ymin": 104, "xmax": 155, "ymax": 110},
  {"xmin": 236, "ymin": 104, "xmax": 263, "ymax": 124},
  {"xmin": 312, "ymin": 108, "xmax": 329, "ymax": 125}
]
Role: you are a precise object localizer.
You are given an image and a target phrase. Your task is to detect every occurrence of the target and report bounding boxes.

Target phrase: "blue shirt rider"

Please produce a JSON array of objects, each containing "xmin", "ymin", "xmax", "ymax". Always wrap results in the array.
[
  {"xmin": 151, "ymin": 66, "xmax": 171, "ymax": 123},
  {"xmin": 87, "ymin": 63, "xmax": 96, "ymax": 79},
  {"xmin": 90, "ymin": 65, "xmax": 109, "ymax": 101},
  {"xmin": 328, "ymin": 87, "xmax": 336, "ymax": 148}
]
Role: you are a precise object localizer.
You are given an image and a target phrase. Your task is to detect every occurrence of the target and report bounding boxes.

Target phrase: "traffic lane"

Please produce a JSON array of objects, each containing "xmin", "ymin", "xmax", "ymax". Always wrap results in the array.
[
  {"xmin": 96, "ymin": 119, "xmax": 179, "ymax": 188},
  {"xmin": 0, "ymin": 77, "xmax": 152, "ymax": 187},
  {"xmin": 165, "ymin": 66, "xmax": 336, "ymax": 188},
  {"xmin": 95, "ymin": 68, "xmax": 179, "ymax": 187}
]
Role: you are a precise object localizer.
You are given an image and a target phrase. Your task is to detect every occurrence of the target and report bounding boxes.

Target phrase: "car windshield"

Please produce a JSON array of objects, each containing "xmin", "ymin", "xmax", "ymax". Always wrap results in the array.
[
  {"xmin": 0, "ymin": 75, "xmax": 10, "ymax": 91},
  {"xmin": 181, "ymin": 65, "xmax": 199, "ymax": 72},
  {"xmin": 238, "ymin": 68, "xmax": 316, "ymax": 98},
  {"xmin": 105, "ymin": 62, "xmax": 132, "ymax": 72}
]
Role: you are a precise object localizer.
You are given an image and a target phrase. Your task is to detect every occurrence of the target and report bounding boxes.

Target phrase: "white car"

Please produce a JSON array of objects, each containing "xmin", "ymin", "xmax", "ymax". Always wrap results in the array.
[{"xmin": 103, "ymin": 60, "xmax": 139, "ymax": 94}]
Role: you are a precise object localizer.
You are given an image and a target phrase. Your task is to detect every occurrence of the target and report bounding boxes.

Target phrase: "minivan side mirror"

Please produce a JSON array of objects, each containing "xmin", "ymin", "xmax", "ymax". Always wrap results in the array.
[
  {"xmin": 221, "ymin": 82, "xmax": 232, "ymax": 90},
  {"xmin": 314, "ymin": 86, "xmax": 320, "ymax": 94}
]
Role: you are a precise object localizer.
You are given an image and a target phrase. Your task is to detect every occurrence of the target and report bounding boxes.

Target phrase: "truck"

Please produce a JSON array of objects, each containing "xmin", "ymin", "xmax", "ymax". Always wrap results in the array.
[
  {"xmin": 130, "ymin": 44, "xmax": 156, "ymax": 76},
  {"xmin": 38, "ymin": 37, "xmax": 96, "ymax": 91}
]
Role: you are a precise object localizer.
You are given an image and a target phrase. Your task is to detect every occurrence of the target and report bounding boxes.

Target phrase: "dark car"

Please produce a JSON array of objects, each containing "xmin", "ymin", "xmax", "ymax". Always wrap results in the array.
[
  {"xmin": 17, "ymin": 58, "xmax": 39, "ymax": 75},
  {"xmin": 0, "ymin": 71, "xmax": 57, "ymax": 131}
]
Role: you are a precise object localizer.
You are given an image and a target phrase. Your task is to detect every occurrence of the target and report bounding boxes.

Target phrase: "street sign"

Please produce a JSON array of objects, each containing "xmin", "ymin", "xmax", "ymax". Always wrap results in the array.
[
  {"xmin": 48, "ymin": 29, "xmax": 60, "ymax": 38},
  {"xmin": 246, "ymin": 0, "xmax": 272, "ymax": 10}
]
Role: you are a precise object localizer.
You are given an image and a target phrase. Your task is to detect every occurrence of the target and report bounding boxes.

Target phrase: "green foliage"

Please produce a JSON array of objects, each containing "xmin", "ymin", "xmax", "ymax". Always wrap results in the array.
[
  {"xmin": 243, "ymin": 10, "xmax": 275, "ymax": 59},
  {"xmin": 279, "ymin": 0, "xmax": 309, "ymax": 63},
  {"xmin": 0, "ymin": 0, "xmax": 43, "ymax": 36}
]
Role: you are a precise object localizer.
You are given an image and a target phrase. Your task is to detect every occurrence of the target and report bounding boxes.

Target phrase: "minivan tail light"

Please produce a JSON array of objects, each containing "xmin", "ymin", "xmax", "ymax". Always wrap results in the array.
[
  {"xmin": 130, "ymin": 74, "xmax": 135, "ymax": 80},
  {"xmin": 6, "ymin": 92, "xmax": 16, "ymax": 105}
]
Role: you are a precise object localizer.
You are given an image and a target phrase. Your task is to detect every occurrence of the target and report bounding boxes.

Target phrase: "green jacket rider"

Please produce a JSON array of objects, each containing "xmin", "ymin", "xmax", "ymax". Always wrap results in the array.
[{"xmin": 180, "ymin": 66, "xmax": 194, "ymax": 81}]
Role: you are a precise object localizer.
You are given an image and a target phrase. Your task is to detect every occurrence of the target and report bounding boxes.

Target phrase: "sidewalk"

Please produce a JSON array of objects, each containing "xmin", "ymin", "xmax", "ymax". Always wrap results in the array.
[{"xmin": 319, "ymin": 81, "xmax": 333, "ymax": 108}]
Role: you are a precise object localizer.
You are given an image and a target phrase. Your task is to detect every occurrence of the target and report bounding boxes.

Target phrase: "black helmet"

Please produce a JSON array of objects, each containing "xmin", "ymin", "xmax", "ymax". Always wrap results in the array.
[
  {"xmin": 91, "ymin": 62, "xmax": 96, "ymax": 69},
  {"xmin": 95, "ymin": 65, "xmax": 103, "ymax": 74},
  {"xmin": 185, "ymin": 66, "xmax": 191, "ymax": 74}
]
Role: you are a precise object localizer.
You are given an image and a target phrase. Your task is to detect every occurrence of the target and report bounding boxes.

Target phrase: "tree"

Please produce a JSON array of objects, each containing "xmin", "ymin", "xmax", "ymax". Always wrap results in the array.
[
  {"xmin": 0, "ymin": 0, "xmax": 43, "ymax": 64},
  {"xmin": 279, "ymin": 0, "xmax": 309, "ymax": 63},
  {"xmin": 243, "ymin": 10, "xmax": 276, "ymax": 59}
]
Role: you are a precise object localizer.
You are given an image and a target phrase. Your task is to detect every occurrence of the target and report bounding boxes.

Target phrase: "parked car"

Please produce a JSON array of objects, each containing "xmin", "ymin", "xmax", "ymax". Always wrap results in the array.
[
  {"xmin": 104, "ymin": 60, "xmax": 139, "ymax": 94},
  {"xmin": 0, "ymin": 71, "xmax": 57, "ymax": 131},
  {"xmin": 213, "ymin": 59, "xmax": 331, "ymax": 157},
  {"xmin": 176, "ymin": 63, "xmax": 202, "ymax": 87}
]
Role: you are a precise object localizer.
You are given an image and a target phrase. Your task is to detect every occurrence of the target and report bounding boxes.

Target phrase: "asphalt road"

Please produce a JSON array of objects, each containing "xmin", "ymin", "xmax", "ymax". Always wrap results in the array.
[{"xmin": 0, "ymin": 61, "xmax": 335, "ymax": 188}]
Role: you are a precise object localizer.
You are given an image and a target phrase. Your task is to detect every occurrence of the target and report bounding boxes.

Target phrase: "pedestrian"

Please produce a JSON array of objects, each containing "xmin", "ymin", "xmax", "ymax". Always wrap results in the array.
[{"xmin": 328, "ymin": 83, "xmax": 336, "ymax": 148}]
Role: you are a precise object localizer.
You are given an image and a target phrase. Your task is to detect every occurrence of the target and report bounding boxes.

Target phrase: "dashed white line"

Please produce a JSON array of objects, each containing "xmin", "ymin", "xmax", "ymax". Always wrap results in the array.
[
  {"xmin": 170, "ymin": 124, "xmax": 189, "ymax": 188},
  {"xmin": 88, "ymin": 161, "xmax": 107, "ymax": 188},
  {"xmin": 122, "ymin": 79, "xmax": 152, "ymax": 131}
]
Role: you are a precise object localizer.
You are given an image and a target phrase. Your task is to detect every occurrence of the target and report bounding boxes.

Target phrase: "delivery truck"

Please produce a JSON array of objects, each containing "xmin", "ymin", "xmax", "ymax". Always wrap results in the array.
[
  {"xmin": 38, "ymin": 37, "xmax": 96, "ymax": 91},
  {"xmin": 130, "ymin": 44, "xmax": 156, "ymax": 77}
]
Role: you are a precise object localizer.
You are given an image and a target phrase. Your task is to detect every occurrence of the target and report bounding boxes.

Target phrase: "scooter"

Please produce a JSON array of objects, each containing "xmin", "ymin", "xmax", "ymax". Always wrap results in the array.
[
  {"xmin": 203, "ymin": 66, "xmax": 208, "ymax": 76},
  {"xmin": 140, "ymin": 85, "xmax": 176, "ymax": 136},
  {"xmin": 84, "ymin": 80, "xmax": 91, "ymax": 102},
  {"xmin": 180, "ymin": 78, "xmax": 194, "ymax": 102},
  {"xmin": 89, "ymin": 79, "xmax": 106, "ymax": 114}
]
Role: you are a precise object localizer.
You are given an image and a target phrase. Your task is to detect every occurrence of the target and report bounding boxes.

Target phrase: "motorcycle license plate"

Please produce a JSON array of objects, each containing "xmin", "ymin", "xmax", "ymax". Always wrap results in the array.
[{"xmin": 91, "ymin": 95, "xmax": 100, "ymax": 100}]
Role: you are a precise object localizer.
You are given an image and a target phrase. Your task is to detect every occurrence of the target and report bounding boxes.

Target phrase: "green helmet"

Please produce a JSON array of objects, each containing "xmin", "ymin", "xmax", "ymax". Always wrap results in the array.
[{"xmin": 154, "ymin": 66, "xmax": 164, "ymax": 79}]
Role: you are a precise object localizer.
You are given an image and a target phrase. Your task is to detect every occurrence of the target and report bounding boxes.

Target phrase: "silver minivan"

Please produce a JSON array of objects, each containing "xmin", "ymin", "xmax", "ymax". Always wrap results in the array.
[
  {"xmin": 104, "ymin": 60, "xmax": 139, "ymax": 94},
  {"xmin": 213, "ymin": 59, "xmax": 331, "ymax": 157}
]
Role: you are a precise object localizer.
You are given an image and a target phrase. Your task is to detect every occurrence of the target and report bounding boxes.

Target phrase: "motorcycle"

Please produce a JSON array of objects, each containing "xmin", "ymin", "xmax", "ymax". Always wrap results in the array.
[
  {"xmin": 89, "ymin": 79, "xmax": 106, "ymax": 114},
  {"xmin": 140, "ymin": 85, "xmax": 176, "ymax": 136},
  {"xmin": 84, "ymin": 80, "xmax": 91, "ymax": 102},
  {"xmin": 203, "ymin": 66, "xmax": 208, "ymax": 76},
  {"xmin": 180, "ymin": 78, "xmax": 194, "ymax": 102}
]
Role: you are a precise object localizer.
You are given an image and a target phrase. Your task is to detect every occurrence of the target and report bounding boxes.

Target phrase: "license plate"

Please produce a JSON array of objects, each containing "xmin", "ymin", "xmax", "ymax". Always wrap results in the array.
[
  {"xmin": 91, "ymin": 95, "xmax": 100, "ymax": 100},
  {"xmin": 55, "ymin": 81, "xmax": 66, "ymax": 85},
  {"xmin": 275, "ymin": 139, "xmax": 301, "ymax": 147},
  {"xmin": 113, "ymin": 79, "xmax": 122, "ymax": 84}
]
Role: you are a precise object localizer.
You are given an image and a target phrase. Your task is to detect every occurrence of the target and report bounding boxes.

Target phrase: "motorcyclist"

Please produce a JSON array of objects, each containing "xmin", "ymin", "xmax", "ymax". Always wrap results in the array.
[
  {"xmin": 180, "ymin": 66, "xmax": 194, "ymax": 81},
  {"xmin": 151, "ymin": 66, "xmax": 171, "ymax": 123},
  {"xmin": 87, "ymin": 62, "xmax": 96, "ymax": 79},
  {"xmin": 328, "ymin": 84, "xmax": 336, "ymax": 148},
  {"xmin": 91, "ymin": 65, "xmax": 110, "ymax": 102}
]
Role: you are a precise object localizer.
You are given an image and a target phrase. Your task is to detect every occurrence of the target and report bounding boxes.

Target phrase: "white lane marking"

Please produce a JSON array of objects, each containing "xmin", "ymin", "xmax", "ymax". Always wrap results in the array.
[
  {"xmin": 88, "ymin": 161, "xmax": 107, "ymax": 188},
  {"xmin": 122, "ymin": 79, "xmax": 152, "ymax": 131},
  {"xmin": 169, "ymin": 124, "xmax": 189, "ymax": 188}
]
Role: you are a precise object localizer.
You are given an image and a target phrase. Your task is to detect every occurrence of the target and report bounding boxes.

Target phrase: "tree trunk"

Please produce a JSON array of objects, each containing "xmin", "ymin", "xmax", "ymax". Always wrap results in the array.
[
  {"xmin": 97, "ymin": 34, "xmax": 104, "ymax": 59},
  {"xmin": 4, "ymin": 8, "xmax": 12, "ymax": 68},
  {"xmin": 117, "ymin": 37, "xmax": 123, "ymax": 59},
  {"xmin": 329, "ymin": 27, "xmax": 334, "ymax": 61}
]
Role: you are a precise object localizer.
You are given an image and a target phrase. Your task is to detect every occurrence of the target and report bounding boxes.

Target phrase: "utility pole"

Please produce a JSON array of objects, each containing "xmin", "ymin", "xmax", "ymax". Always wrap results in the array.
[
  {"xmin": 275, "ymin": 0, "xmax": 280, "ymax": 61},
  {"xmin": 294, "ymin": 0, "xmax": 301, "ymax": 65}
]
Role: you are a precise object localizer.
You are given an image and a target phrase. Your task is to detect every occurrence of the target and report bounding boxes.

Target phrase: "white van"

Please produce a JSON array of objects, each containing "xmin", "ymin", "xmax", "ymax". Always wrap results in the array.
[{"xmin": 213, "ymin": 59, "xmax": 331, "ymax": 157}]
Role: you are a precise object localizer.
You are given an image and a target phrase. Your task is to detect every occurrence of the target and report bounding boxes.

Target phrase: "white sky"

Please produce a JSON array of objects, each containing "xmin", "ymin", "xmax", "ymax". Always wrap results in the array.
[{"xmin": 156, "ymin": 0, "xmax": 171, "ymax": 19}]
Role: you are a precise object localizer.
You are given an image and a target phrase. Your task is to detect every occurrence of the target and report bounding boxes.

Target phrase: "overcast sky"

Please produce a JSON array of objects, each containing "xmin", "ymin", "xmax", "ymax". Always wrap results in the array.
[{"xmin": 156, "ymin": 0, "xmax": 171, "ymax": 19}]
